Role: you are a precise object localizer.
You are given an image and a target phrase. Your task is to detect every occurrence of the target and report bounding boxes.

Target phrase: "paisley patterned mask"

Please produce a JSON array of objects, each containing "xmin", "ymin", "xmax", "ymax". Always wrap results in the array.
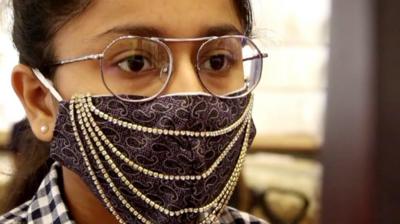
[{"xmin": 50, "ymin": 93, "xmax": 256, "ymax": 224}]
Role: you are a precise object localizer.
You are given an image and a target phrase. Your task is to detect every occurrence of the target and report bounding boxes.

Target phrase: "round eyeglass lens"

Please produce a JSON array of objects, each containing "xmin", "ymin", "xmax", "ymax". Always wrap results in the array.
[
  {"xmin": 197, "ymin": 36, "xmax": 263, "ymax": 97},
  {"xmin": 101, "ymin": 37, "xmax": 171, "ymax": 101}
]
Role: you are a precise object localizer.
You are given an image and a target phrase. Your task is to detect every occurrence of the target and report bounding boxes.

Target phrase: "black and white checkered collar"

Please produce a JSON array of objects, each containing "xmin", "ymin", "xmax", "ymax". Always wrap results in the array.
[
  {"xmin": 0, "ymin": 162, "xmax": 73, "ymax": 224},
  {"xmin": 0, "ymin": 162, "xmax": 267, "ymax": 224}
]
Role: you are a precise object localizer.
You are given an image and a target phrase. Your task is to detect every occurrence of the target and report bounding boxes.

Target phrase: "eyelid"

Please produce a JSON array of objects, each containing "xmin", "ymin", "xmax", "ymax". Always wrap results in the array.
[
  {"xmin": 107, "ymin": 49, "xmax": 154, "ymax": 65},
  {"xmin": 121, "ymin": 51, "xmax": 151, "ymax": 61},
  {"xmin": 199, "ymin": 49, "xmax": 235, "ymax": 62}
]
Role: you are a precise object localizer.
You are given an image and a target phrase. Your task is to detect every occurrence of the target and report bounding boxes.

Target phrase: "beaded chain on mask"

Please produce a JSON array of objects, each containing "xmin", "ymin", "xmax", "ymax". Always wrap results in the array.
[{"xmin": 50, "ymin": 93, "xmax": 256, "ymax": 224}]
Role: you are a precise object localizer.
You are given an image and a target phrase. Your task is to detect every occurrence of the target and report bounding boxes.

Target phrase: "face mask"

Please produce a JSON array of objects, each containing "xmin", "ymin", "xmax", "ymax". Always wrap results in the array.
[{"xmin": 50, "ymin": 93, "xmax": 256, "ymax": 224}]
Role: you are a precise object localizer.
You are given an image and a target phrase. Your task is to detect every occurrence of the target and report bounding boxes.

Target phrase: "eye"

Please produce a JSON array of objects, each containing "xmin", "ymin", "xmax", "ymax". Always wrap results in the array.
[
  {"xmin": 200, "ymin": 53, "xmax": 234, "ymax": 72},
  {"xmin": 117, "ymin": 55, "xmax": 155, "ymax": 73}
]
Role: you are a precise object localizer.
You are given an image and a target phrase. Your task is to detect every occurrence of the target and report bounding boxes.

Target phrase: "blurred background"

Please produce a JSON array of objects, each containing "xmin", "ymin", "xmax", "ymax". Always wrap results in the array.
[{"xmin": 0, "ymin": 0, "xmax": 330, "ymax": 223}]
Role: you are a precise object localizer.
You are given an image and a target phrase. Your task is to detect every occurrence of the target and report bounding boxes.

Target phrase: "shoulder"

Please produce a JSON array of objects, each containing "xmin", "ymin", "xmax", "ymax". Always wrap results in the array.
[
  {"xmin": 218, "ymin": 206, "xmax": 269, "ymax": 224},
  {"xmin": 0, "ymin": 162, "xmax": 74, "ymax": 224}
]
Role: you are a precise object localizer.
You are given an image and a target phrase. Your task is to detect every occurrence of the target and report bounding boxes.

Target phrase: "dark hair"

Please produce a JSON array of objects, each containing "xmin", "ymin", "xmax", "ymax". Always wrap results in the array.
[
  {"xmin": 0, "ymin": 0, "xmax": 253, "ymax": 213},
  {"xmin": 238, "ymin": 0, "xmax": 254, "ymax": 36},
  {"xmin": 12, "ymin": 0, "xmax": 92, "ymax": 76},
  {"xmin": 0, "ymin": 119, "xmax": 52, "ymax": 214}
]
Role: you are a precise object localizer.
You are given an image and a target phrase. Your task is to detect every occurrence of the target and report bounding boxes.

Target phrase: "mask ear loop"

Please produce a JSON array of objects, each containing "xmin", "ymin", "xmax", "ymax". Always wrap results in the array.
[{"xmin": 32, "ymin": 68, "xmax": 63, "ymax": 102}]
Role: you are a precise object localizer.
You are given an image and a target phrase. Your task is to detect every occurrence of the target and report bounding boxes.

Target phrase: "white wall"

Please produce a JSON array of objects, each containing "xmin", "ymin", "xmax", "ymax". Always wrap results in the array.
[
  {"xmin": 251, "ymin": 0, "xmax": 330, "ymax": 145},
  {"xmin": 0, "ymin": 6, "xmax": 23, "ymax": 132}
]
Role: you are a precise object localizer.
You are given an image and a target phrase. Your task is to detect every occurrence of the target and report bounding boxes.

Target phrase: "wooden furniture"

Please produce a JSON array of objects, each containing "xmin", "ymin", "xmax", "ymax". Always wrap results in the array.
[
  {"xmin": 252, "ymin": 134, "xmax": 320, "ymax": 153},
  {"xmin": 0, "ymin": 131, "xmax": 8, "ymax": 147},
  {"xmin": 321, "ymin": 0, "xmax": 400, "ymax": 223}
]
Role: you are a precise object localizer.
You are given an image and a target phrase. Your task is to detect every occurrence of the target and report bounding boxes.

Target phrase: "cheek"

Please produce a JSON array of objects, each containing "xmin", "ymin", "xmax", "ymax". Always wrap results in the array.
[{"xmin": 53, "ymin": 63, "xmax": 110, "ymax": 99}]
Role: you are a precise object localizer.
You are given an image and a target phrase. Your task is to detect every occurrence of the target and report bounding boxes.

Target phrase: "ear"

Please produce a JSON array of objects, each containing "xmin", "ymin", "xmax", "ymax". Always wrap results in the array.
[{"xmin": 11, "ymin": 64, "xmax": 58, "ymax": 142}]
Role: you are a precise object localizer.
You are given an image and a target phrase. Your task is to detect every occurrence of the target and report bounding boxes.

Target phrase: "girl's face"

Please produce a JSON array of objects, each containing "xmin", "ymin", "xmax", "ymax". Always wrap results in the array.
[{"xmin": 52, "ymin": 0, "xmax": 244, "ymax": 99}]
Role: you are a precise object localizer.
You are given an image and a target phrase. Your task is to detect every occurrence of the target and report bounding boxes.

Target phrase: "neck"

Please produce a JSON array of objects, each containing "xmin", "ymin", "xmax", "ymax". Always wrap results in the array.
[{"xmin": 62, "ymin": 166, "xmax": 119, "ymax": 224}]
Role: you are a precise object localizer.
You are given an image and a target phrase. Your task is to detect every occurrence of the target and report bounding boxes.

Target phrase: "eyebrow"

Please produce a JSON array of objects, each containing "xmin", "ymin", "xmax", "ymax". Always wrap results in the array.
[
  {"xmin": 96, "ymin": 24, "xmax": 243, "ymax": 39},
  {"xmin": 203, "ymin": 25, "xmax": 243, "ymax": 36}
]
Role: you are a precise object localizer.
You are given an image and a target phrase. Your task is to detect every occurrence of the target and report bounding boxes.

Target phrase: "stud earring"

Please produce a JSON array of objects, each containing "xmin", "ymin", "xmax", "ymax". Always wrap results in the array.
[{"xmin": 40, "ymin": 124, "xmax": 49, "ymax": 134}]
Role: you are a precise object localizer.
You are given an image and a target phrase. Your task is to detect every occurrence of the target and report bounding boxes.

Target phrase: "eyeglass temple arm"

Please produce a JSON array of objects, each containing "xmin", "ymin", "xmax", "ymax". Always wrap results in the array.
[
  {"xmin": 32, "ymin": 68, "xmax": 63, "ymax": 102},
  {"xmin": 52, "ymin": 54, "xmax": 104, "ymax": 66},
  {"xmin": 243, "ymin": 53, "xmax": 268, "ymax": 62}
]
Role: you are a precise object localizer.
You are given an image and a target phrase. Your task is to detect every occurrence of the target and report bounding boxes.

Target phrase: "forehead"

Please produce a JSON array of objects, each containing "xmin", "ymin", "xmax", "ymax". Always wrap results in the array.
[{"xmin": 53, "ymin": 0, "xmax": 243, "ymax": 56}]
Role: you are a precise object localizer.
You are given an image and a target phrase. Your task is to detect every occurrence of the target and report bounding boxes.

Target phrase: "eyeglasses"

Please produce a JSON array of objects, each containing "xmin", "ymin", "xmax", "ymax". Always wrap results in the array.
[{"xmin": 34, "ymin": 35, "xmax": 268, "ymax": 102}]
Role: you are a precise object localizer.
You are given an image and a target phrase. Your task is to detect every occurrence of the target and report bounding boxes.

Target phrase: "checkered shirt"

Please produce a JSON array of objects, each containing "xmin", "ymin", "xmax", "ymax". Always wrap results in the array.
[{"xmin": 0, "ymin": 163, "xmax": 268, "ymax": 224}]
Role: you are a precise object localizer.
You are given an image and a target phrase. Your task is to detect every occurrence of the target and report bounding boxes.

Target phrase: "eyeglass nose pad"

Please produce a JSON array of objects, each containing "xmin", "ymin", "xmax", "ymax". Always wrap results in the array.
[
  {"xmin": 162, "ymin": 66, "xmax": 169, "ymax": 74},
  {"xmin": 159, "ymin": 65, "xmax": 170, "ymax": 80}
]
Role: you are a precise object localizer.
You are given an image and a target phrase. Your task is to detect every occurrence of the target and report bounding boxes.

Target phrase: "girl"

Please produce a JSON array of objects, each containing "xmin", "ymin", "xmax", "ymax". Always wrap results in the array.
[{"xmin": 0, "ymin": 0, "xmax": 268, "ymax": 223}]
